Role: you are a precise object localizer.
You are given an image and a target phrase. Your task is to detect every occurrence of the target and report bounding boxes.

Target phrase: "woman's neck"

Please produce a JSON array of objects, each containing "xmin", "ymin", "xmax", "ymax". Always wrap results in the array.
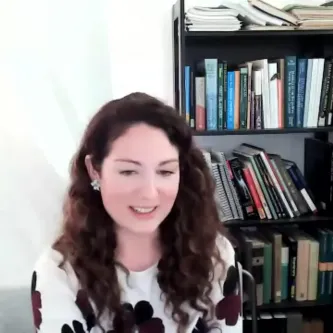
[{"xmin": 115, "ymin": 227, "xmax": 161, "ymax": 272}]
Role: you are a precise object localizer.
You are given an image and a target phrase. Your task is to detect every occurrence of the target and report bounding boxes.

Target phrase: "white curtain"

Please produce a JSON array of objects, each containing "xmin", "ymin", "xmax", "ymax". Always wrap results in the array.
[{"xmin": 0, "ymin": 0, "xmax": 112, "ymax": 288}]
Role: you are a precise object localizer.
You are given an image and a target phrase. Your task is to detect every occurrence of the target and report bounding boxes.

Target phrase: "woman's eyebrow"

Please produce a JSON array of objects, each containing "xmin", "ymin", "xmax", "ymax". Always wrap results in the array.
[{"xmin": 114, "ymin": 158, "xmax": 179, "ymax": 166}]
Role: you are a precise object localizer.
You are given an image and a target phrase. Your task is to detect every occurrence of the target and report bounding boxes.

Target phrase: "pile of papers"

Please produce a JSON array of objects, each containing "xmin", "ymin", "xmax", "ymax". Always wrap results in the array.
[
  {"xmin": 284, "ymin": 4, "xmax": 333, "ymax": 29},
  {"xmin": 185, "ymin": 0, "xmax": 298, "ymax": 32},
  {"xmin": 185, "ymin": 6, "xmax": 242, "ymax": 31}
]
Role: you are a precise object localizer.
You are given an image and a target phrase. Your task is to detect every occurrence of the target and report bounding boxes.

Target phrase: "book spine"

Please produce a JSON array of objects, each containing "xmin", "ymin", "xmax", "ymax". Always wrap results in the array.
[
  {"xmin": 212, "ymin": 164, "xmax": 233, "ymax": 221},
  {"xmin": 234, "ymin": 70, "xmax": 240, "ymax": 129},
  {"xmin": 263, "ymin": 242, "xmax": 272, "ymax": 304},
  {"xmin": 229, "ymin": 159, "xmax": 256, "ymax": 218},
  {"xmin": 296, "ymin": 239, "xmax": 310, "ymax": 301},
  {"xmin": 317, "ymin": 230, "xmax": 328, "ymax": 302},
  {"xmin": 278, "ymin": 59, "xmax": 285, "ymax": 128},
  {"xmin": 190, "ymin": 68, "xmax": 196, "ymax": 128},
  {"xmin": 250, "ymin": 91, "xmax": 255, "ymax": 129},
  {"xmin": 307, "ymin": 240, "xmax": 319, "ymax": 301},
  {"xmin": 205, "ymin": 59, "xmax": 218, "ymax": 130},
  {"xmin": 261, "ymin": 152, "xmax": 294, "ymax": 218},
  {"xmin": 218, "ymin": 63, "xmax": 224, "ymax": 130},
  {"xmin": 288, "ymin": 240, "xmax": 297, "ymax": 300},
  {"xmin": 302, "ymin": 59, "xmax": 313, "ymax": 127},
  {"xmin": 252, "ymin": 155, "xmax": 276, "ymax": 219},
  {"xmin": 274, "ymin": 157, "xmax": 308, "ymax": 214},
  {"xmin": 325, "ymin": 230, "xmax": 333, "ymax": 301},
  {"xmin": 252, "ymin": 243, "xmax": 264, "ymax": 306},
  {"xmin": 247, "ymin": 163, "xmax": 272, "ymax": 219},
  {"xmin": 284, "ymin": 56, "xmax": 297, "ymax": 128},
  {"xmin": 195, "ymin": 77, "xmax": 206, "ymax": 131},
  {"xmin": 325, "ymin": 63, "xmax": 333, "ymax": 126},
  {"xmin": 223, "ymin": 62, "xmax": 228, "ymax": 129},
  {"xmin": 281, "ymin": 246, "xmax": 289, "ymax": 300},
  {"xmin": 240, "ymin": 67, "xmax": 248, "ymax": 129},
  {"xmin": 273, "ymin": 234, "xmax": 282, "ymax": 303},
  {"xmin": 287, "ymin": 166, "xmax": 317, "ymax": 213},
  {"xmin": 222, "ymin": 154, "xmax": 244, "ymax": 219},
  {"xmin": 227, "ymin": 71, "xmax": 235, "ymax": 129},
  {"xmin": 270, "ymin": 159, "xmax": 299, "ymax": 216},
  {"xmin": 318, "ymin": 59, "xmax": 333, "ymax": 126},
  {"xmin": 295, "ymin": 58, "xmax": 307, "ymax": 128},
  {"xmin": 243, "ymin": 167, "xmax": 265, "ymax": 219},
  {"xmin": 218, "ymin": 163, "xmax": 240, "ymax": 220},
  {"xmin": 255, "ymin": 155, "xmax": 280, "ymax": 219},
  {"xmin": 185, "ymin": 65, "xmax": 191, "ymax": 125}
]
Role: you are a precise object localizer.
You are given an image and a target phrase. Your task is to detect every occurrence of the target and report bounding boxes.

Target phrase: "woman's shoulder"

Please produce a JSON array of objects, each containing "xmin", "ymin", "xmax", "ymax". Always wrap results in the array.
[
  {"xmin": 215, "ymin": 233, "xmax": 236, "ymax": 267},
  {"xmin": 33, "ymin": 246, "xmax": 81, "ymax": 294}
]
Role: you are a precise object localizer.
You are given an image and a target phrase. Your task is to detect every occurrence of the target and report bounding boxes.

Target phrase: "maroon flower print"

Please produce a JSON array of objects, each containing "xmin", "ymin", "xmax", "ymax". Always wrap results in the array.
[
  {"xmin": 215, "ymin": 265, "xmax": 241, "ymax": 326},
  {"xmin": 75, "ymin": 289, "xmax": 96, "ymax": 331},
  {"xmin": 31, "ymin": 271, "xmax": 42, "ymax": 330}
]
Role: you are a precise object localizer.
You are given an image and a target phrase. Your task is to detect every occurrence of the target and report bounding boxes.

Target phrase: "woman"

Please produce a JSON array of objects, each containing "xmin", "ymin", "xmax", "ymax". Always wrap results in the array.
[{"xmin": 30, "ymin": 92, "xmax": 242, "ymax": 333}]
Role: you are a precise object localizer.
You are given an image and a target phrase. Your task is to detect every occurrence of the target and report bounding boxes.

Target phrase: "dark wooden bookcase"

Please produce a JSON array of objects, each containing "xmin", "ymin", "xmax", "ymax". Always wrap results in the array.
[{"xmin": 172, "ymin": 0, "xmax": 333, "ymax": 331}]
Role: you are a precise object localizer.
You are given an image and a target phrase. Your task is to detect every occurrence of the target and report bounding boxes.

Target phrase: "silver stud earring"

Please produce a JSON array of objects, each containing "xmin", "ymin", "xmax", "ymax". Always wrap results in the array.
[{"xmin": 91, "ymin": 179, "xmax": 100, "ymax": 191}]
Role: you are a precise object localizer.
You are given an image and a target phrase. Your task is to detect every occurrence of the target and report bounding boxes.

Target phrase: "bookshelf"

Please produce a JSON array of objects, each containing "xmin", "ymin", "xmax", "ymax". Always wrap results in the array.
[
  {"xmin": 173, "ymin": 1, "xmax": 333, "ymax": 332},
  {"xmin": 193, "ymin": 126, "xmax": 333, "ymax": 136},
  {"xmin": 172, "ymin": 0, "xmax": 333, "ymax": 133},
  {"xmin": 224, "ymin": 215, "xmax": 333, "ymax": 227}
]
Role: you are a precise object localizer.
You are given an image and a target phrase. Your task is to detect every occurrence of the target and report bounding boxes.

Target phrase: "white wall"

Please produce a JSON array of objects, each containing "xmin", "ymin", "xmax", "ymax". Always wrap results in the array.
[{"xmin": 0, "ymin": 0, "xmax": 112, "ymax": 289}]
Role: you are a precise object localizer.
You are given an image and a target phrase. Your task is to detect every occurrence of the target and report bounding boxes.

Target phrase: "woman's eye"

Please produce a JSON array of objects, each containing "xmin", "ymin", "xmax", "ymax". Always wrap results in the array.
[
  {"xmin": 119, "ymin": 170, "xmax": 136, "ymax": 176},
  {"xmin": 158, "ymin": 170, "xmax": 174, "ymax": 176}
]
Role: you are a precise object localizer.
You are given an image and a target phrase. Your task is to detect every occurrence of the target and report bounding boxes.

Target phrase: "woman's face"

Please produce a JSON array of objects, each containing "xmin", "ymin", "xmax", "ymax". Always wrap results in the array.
[{"xmin": 97, "ymin": 123, "xmax": 180, "ymax": 235}]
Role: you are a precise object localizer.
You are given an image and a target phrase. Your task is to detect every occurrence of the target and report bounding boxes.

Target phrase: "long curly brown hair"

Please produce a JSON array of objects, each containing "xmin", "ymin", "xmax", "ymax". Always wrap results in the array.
[{"xmin": 53, "ymin": 92, "xmax": 227, "ymax": 332}]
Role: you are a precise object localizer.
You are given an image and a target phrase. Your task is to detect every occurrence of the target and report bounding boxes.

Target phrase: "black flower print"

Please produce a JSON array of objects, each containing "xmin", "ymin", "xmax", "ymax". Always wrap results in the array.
[
  {"xmin": 215, "ymin": 266, "xmax": 241, "ymax": 326},
  {"xmin": 61, "ymin": 320, "xmax": 85, "ymax": 333},
  {"xmin": 31, "ymin": 271, "xmax": 42, "ymax": 331},
  {"xmin": 109, "ymin": 300, "xmax": 165, "ymax": 333},
  {"xmin": 75, "ymin": 289, "xmax": 96, "ymax": 331}
]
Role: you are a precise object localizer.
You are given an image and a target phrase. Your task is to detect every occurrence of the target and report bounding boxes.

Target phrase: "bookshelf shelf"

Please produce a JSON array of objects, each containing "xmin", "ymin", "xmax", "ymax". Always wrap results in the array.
[
  {"xmin": 225, "ymin": 215, "xmax": 332, "ymax": 227},
  {"xmin": 185, "ymin": 29, "xmax": 333, "ymax": 38},
  {"xmin": 193, "ymin": 126, "xmax": 333, "ymax": 136},
  {"xmin": 245, "ymin": 300, "xmax": 332, "ymax": 312}
]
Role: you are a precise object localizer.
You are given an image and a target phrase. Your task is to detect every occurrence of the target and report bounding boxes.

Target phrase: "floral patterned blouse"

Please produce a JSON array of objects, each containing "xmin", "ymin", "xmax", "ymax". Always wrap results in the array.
[{"xmin": 30, "ymin": 235, "xmax": 242, "ymax": 333}]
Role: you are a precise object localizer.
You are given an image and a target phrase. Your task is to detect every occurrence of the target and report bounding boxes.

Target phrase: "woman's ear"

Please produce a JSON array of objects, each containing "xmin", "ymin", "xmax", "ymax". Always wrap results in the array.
[{"xmin": 85, "ymin": 155, "xmax": 100, "ymax": 181}]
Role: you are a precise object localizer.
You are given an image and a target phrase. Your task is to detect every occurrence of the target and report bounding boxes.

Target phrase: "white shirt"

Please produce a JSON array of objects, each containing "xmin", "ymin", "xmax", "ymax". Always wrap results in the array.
[{"xmin": 31, "ymin": 235, "xmax": 242, "ymax": 333}]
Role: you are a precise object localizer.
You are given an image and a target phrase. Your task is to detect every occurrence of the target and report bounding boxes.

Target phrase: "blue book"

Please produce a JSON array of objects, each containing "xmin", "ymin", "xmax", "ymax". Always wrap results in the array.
[
  {"xmin": 227, "ymin": 71, "xmax": 235, "ymax": 130},
  {"xmin": 296, "ymin": 59, "xmax": 307, "ymax": 127},
  {"xmin": 285, "ymin": 56, "xmax": 297, "ymax": 128},
  {"xmin": 205, "ymin": 59, "xmax": 218, "ymax": 130},
  {"xmin": 184, "ymin": 66, "xmax": 191, "ymax": 125}
]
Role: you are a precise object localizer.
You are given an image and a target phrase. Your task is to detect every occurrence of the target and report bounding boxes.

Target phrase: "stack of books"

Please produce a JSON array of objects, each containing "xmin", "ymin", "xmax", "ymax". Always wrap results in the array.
[
  {"xmin": 202, "ymin": 143, "xmax": 317, "ymax": 222},
  {"xmin": 184, "ymin": 0, "xmax": 298, "ymax": 32},
  {"xmin": 284, "ymin": 3, "xmax": 333, "ymax": 29},
  {"xmin": 185, "ymin": 6, "xmax": 241, "ymax": 31},
  {"xmin": 184, "ymin": 0, "xmax": 333, "ymax": 32}
]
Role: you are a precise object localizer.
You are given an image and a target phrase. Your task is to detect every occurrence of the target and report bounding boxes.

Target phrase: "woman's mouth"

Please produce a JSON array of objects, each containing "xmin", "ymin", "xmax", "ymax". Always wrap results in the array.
[{"xmin": 130, "ymin": 206, "xmax": 157, "ymax": 214}]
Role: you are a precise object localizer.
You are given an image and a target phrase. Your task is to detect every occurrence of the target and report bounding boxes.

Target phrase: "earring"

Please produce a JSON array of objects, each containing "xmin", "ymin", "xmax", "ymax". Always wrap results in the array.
[{"xmin": 91, "ymin": 179, "xmax": 100, "ymax": 191}]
